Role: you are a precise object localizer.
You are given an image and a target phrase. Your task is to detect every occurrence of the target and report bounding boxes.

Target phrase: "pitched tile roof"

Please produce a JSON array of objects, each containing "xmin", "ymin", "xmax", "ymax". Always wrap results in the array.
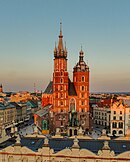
[
  {"xmin": 44, "ymin": 81, "xmax": 53, "ymax": 94},
  {"xmin": 68, "ymin": 79, "xmax": 77, "ymax": 96},
  {"xmin": 35, "ymin": 104, "xmax": 52, "ymax": 117},
  {"xmin": 44, "ymin": 79, "xmax": 77, "ymax": 96}
]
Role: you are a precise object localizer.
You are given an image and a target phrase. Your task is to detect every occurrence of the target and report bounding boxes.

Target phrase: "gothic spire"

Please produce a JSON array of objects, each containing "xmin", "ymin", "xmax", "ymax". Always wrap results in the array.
[
  {"xmin": 79, "ymin": 45, "xmax": 84, "ymax": 62},
  {"xmin": 58, "ymin": 21, "xmax": 64, "ymax": 51},
  {"xmin": 54, "ymin": 22, "xmax": 67, "ymax": 59}
]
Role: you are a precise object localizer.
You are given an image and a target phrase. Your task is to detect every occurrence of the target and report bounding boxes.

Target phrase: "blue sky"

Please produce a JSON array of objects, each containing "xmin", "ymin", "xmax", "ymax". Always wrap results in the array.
[{"xmin": 0, "ymin": 0, "xmax": 130, "ymax": 92}]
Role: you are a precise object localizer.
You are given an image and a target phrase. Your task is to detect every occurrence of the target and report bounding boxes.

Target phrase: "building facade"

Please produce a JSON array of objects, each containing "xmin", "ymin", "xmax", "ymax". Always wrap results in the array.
[
  {"xmin": 110, "ymin": 100, "xmax": 130, "ymax": 136},
  {"xmin": 40, "ymin": 24, "xmax": 91, "ymax": 135},
  {"xmin": 93, "ymin": 105, "xmax": 110, "ymax": 128},
  {"xmin": 1, "ymin": 136, "xmax": 130, "ymax": 162}
]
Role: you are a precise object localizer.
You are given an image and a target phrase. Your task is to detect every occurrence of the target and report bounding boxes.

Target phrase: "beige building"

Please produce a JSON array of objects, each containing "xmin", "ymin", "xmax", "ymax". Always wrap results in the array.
[
  {"xmin": 110, "ymin": 100, "xmax": 130, "ymax": 136},
  {"xmin": 1, "ymin": 134, "xmax": 130, "ymax": 162},
  {"xmin": 0, "ymin": 103, "xmax": 16, "ymax": 138},
  {"xmin": 2, "ymin": 104, "xmax": 16, "ymax": 129},
  {"xmin": 17, "ymin": 103, "xmax": 27, "ymax": 122}
]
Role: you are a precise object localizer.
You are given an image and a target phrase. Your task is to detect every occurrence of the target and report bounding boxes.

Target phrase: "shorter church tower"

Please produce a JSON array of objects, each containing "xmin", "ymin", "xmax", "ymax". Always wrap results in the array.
[{"xmin": 73, "ymin": 48, "xmax": 90, "ymax": 131}]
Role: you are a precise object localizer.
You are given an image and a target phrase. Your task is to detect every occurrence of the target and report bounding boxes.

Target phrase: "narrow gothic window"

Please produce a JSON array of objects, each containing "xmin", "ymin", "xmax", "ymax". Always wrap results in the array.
[
  {"xmin": 119, "ymin": 122, "xmax": 123, "ymax": 128},
  {"xmin": 61, "ymin": 78, "xmax": 63, "ymax": 83},
  {"xmin": 61, "ymin": 101, "xmax": 63, "ymax": 106},
  {"xmin": 112, "ymin": 122, "xmax": 117, "ymax": 128},
  {"xmin": 60, "ymin": 85, "xmax": 63, "ymax": 90},
  {"xmin": 56, "ymin": 93, "xmax": 58, "ymax": 98},
  {"xmin": 82, "ymin": 86, "xmax": 84, "ymax": 91},
  {"xmin": 82, "ymin": 76, "xmax": 85, "ymax": 82},
  {"xmin": 61, "ymin": 93, "xmax": 63, "ymax": 98},
  {"xmin": 82, "ymin": 101, "xmax": 84, "ymax": 105},
  {"xmin": 81, "ymin": 93, "xmax": 84, "ymax": 98}
]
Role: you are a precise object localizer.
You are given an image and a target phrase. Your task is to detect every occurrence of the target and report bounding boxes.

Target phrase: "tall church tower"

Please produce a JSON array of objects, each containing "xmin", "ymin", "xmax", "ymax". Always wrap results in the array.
[
  {"xmin": 41, "ymin": 24, "xmax": 91, "ymax": 135},
  {"xmin": 73, "ymin": 48, "xmax": 90, "ymax": 131},
  {"xmin": 52, "ymin": 23, "xmax": 69, "ymax": 132}
]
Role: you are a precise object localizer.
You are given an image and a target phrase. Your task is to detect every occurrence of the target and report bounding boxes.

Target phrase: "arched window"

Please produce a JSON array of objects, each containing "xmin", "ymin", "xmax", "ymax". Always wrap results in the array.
[
  {"xmin": 60, "ymin": 85, "xmax": 63, "ymax": 90},
  {"xmin": 82, "ymin": 76, "xmax": 85, "ymax": 82},
  {"xmin": 61, "ymin": 78, "xmax": 63, "ymax": 83},
  {"xmin": 60, "ymin": 101, "xmax": 63, "ymax": 106},
  {"xmin": 119, "ymin": 130, "xmax": 123, "ymax": 134},
  {"xmin": 112, "ymin": 122, "xmax": 117, "ymax": 128},
  {"xmin": 74, "ymin": 129, "xmax": 77, "ymax": 135},
  {"xmin": 112, "ymin": 130, "xmax": 116, "ymax": 136},
  {"xmin": 42, "ymin": 120, "xmax": 48, "ymax": 130},
  {"xmin": 81, "ymin": 86, "xmax": 84, "ymax": 91},
  {"xmin": 81, "ymin": 93, "xmax": 84, "ymax": 98},
  {"xmin": 81, "ymin": 101, "xmax": 84, "ymax": 105},
  {"xmin": 119, "ymin": 122, "xmax": 123, "ymax": 128},
  {"xmin": 60, "ymin": 93, "xmax": 63, "ymax": 98}
]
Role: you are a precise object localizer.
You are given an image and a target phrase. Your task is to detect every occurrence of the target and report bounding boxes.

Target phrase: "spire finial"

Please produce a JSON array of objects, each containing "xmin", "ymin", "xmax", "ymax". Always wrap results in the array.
[
  {"xmin": 81, "ymin": 45, "xmax": 82, "ymax": 51},
  {"xmin": 58, "ymin": 21, "xmax": 63, "ymax": 51},
  {"xmin": 59, "ymin": 20, "xmax": 63, "ymax": 38},
  {"xmin": 60, "ymin": 19, "xmax": 62, "ymax": 32}
]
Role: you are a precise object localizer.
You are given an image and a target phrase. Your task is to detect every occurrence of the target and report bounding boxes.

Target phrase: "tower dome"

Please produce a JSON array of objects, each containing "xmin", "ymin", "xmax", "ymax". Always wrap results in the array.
[{"xmin": 73, "ymin": 47, "xmax": 89, "ymax": 72}]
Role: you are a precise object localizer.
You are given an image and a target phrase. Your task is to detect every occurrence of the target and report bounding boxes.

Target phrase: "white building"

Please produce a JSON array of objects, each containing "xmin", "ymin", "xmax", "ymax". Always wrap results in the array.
[{"xmin": 93, "ymin": 104, "xmax": 110, "ymax": 127}]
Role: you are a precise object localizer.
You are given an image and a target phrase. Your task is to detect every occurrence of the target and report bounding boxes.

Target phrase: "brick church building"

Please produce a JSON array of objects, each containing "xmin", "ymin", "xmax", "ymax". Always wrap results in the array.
[{"xmin": 34, "ymin": 24, "xmax": 91, "ymax": 136}]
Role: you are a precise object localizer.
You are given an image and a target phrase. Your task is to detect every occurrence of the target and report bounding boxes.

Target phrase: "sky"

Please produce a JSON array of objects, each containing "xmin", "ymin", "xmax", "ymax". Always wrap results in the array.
[{"xmin": 0, "ymin": 0, "xmax": 130, "ymax": 92}]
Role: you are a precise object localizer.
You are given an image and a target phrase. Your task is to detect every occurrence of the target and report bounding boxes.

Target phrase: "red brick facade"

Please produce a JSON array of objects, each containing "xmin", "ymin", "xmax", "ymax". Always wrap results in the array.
[{"xmin": 42, "ymin": 24, "xmax": 91, "ymax": 134}]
